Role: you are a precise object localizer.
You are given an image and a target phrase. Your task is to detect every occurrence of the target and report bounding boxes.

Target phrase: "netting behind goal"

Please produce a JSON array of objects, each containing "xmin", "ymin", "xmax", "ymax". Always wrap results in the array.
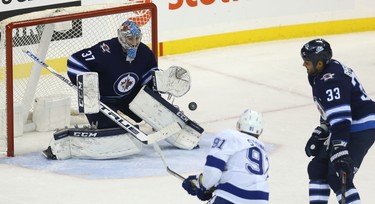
[{"xmin": 0, "ymin": 3, "xmax": 158, "ymax": 156}]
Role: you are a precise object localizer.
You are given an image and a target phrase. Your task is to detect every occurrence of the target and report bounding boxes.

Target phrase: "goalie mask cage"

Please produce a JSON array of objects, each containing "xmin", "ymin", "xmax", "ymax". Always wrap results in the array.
[{"xmin": 0, "ymin": 2, "xmax": 158, "ymax": 157}]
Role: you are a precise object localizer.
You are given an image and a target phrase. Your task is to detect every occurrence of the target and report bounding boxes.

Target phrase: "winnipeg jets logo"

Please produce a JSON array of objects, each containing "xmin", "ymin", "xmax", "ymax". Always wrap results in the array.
[
  {"xmin": 100, "ymin": 43, "xmax": 111, "ymax": 53},
  {"xmin": 321, "ymin": 73, "xmax": 335, "ymax": 81},
  {"xmin": 114, "ymin": 73, "xmax": 139, "ymax": 95}
]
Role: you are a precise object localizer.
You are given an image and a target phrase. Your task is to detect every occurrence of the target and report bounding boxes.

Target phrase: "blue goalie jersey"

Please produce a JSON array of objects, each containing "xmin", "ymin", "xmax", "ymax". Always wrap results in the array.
[
  {"xmin": 67, "ymin": 37, "xmax": 158, "ymax": 107},
  {"xmin": 308, "ymin": 59, "xmax": 375, "ymax": 142}
]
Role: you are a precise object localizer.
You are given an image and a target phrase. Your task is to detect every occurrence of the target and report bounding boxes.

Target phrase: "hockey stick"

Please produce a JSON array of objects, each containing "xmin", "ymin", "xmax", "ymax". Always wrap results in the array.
[
  {"xmin": 152, "ymin": 142, "xmax": 186, "ymax": 181},
  {"xmin": 116, "ymin": 110, "xmax": 182, "ymax": 145},
  {"xmin": 153, "ymin": 142, "xmax": 217, "ymax": 195},
  {"xmin": 23, "ymin": 50, "xmax": 179, "ymax": 145},
  {"xmin": 116, "ymin": 110, "xmax": 186, "ymax": 179},
  {"xmin": 341, "ymin": 171, "xmax": 347, "ymax": 204}
]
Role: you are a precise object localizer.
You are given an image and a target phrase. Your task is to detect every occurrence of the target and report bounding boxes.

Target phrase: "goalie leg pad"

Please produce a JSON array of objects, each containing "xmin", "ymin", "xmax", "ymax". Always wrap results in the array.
[
  {"xmin": 50, "ymin": 128, "xmax": 71, "ymax": 160},
  {"xmin": 165, "ymin": 125, "xmax": 202, "ymax": 149},
  {"xmin": 50, "ymin": 127, "xmax": 143, "ymax": 160},
  {"xmin": 129, "ymin": 86, "xmax": 204, "ymax": 150}
]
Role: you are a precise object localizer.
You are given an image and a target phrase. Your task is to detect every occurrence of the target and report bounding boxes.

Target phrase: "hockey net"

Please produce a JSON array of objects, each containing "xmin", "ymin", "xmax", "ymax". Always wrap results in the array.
[{"xmin": 0, "ymin": 2, "xmax": 158, "ymax": 156}]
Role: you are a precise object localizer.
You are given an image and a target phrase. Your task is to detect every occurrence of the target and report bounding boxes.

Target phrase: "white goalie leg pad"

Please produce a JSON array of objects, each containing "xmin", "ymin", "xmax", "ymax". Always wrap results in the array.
[
  {"xmin": 129, "ymin": 86, "xmax": 204, "ymax": 149},
  {"xmin": 165, "ymin": 125, "xmax": 202, "ymax": 150},
  {"xmin": 50, "ymin": 128, "xmax": 72, "ymax": 160},
  {"xmin": 50, "ymin": 127, "xmax": 143, "ymax": 160}
]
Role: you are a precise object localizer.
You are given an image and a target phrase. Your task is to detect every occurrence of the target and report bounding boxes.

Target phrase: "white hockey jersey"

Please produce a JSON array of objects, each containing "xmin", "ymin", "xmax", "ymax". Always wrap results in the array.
[{"xmin": 202, "ymin": 129, "xmax": 269, "ymax": 204}]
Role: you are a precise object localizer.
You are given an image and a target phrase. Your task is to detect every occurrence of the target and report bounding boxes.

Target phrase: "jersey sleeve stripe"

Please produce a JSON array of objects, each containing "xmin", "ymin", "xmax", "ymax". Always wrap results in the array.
[
  {"xmin": 351, "ymin": 119, "xmax": 375, "ymax": 132},
  {"xmin": 329, "ymin": 117, "xmax": 352, "ymax": 126},
  {"xmin": 141, "ymin": 67, "xmax": 158, "ymax": 85},
  {"xmin": 67, "ymin": 67, "xmax": 86, "ymax": 76},
  {"xmin": 352, "ymin": 114, "xmax": 375, "ymax": 124},
  {"xmin": 67, "ymin": 56, "xmax": 91, "ymax": 71},
  {"xmin": 205, "ymin": 155, "xmax": 226, "ymax": 171},
  {"xmin": 325, "ymin": 104, "xmax": 351, "ymax": 117}
]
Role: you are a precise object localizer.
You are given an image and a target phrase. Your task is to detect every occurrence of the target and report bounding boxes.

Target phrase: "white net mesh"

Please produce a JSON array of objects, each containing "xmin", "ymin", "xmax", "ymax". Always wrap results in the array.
[{"xmin": 0, "ymin": 2, "xmax": 157, "ymax": 155}]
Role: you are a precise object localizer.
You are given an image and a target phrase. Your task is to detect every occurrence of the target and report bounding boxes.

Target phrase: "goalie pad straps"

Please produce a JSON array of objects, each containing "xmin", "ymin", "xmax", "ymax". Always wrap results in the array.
[
  {"xmin": 51, "ymin": 127, "xmax": 143, "ymax": 160},
  {"xmin": 77, "ymin": 72, "xmax": 100, "ymax": 114},
  {"xmin": 152, "ymin": 66, "xmax": 191, "ymax": 97}
]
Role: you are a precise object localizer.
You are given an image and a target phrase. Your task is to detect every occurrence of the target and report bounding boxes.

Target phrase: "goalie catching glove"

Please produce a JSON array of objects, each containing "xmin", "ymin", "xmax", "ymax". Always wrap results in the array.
[{"xmin": 153, "ymin": 66, "xmax": 191, "ymax": 97}]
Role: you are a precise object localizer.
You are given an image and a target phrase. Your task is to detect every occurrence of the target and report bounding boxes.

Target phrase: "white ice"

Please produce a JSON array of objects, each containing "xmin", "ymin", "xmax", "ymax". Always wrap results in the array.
[{"xmin": 1, "ymin": 32, "xmax": 374, "ymax": 204}]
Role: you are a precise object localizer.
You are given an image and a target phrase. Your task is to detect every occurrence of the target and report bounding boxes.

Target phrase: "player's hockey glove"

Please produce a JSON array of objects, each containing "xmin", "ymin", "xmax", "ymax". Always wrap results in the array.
[
  {"xmin": 182, "ymin": 175, "xmax": 198, "ymax": 196},
  {"xmin": 196, "ymin": 186, "xmax": 212, "ymax": 201},
  {"xmin": 195, "ymin": 174, "xmax": 213, "ymax": 201},
  {"xmin": 329, "ymin": 140, "xmax": 355, "ymax": 177},
  {"xmin": 305, "ymin": 126, "xmax": 329, "ymax": 157},
  {"xmin": 182, "ymin": 174, "xmax": 213, "ymax": 201}
]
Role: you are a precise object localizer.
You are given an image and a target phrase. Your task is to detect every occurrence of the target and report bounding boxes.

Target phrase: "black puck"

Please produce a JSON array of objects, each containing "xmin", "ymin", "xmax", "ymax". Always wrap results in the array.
[{"xmin": 188, "ymin": 102, "xmax": 197, "ymax": 111}]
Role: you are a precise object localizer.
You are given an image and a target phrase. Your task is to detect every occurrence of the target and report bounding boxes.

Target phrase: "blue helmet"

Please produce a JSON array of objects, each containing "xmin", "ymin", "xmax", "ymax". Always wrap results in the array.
[
  {"xmin": 117, "ymin": 20, "xmax": 142, "ymax": 60},
  {"xmin": 300, "ymin": 38, "xmax": 332, "ymax": 65}
]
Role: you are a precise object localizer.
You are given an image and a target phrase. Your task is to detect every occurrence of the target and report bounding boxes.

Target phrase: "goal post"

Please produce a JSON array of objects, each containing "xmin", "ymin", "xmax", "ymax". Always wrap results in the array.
[{"xmin": 0, "ymin": 2, "xmax": 158, "ymax": 157}]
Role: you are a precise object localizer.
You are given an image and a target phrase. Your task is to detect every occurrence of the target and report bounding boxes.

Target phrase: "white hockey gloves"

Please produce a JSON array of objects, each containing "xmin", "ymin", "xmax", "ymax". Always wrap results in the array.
[{"xmin": 153, "ymin": 66, "xmax": 191, "ymax": 97}]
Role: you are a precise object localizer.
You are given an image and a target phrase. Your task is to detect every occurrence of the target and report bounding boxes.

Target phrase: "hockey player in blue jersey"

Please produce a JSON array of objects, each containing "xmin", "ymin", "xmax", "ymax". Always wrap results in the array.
[
  {"xmin": 301, "ymin": 38, "xmax": 375, "ymax": 204},
  {"xmin": 67, "ymin": 19, "xmax": 158, "ymax": 129},
  {"xmin": 182, "ymin": 109, "xmax": 269, "ymax": 204}
]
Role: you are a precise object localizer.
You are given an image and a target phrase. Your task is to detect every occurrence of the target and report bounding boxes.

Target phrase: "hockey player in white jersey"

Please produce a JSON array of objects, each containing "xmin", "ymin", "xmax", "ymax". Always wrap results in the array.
[{"xmin": 182, "ymin": 109, "xmax": 269, "ymax": 204}]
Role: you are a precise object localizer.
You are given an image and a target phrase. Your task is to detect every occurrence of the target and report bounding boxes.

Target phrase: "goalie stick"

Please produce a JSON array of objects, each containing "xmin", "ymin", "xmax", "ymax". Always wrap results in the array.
[{"xmin": 23, "ymin": 50, "xmax": 179, "ymax": 145}]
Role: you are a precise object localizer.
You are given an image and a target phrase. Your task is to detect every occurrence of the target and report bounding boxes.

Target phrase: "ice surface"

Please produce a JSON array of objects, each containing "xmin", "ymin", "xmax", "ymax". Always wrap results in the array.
[{"xmin": 0, "ymin": 32, "xmax": 374, "ymax": 204}]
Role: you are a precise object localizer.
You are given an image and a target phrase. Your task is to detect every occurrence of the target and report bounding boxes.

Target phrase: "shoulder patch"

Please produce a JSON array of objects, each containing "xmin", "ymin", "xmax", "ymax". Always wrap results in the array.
[
  {"xmin": 320, "ymin": 73, "xmax": 335, "ymax": 82},
  {"xmin": 100, "ymin": 43, "xmax": 111, "ymax": 53}
]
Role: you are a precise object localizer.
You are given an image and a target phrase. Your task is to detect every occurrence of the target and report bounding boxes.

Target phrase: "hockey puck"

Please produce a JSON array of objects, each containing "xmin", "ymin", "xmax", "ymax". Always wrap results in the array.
[{"xmin": 188, "ymin": 102, "xmax": 197, "ymax": 111}]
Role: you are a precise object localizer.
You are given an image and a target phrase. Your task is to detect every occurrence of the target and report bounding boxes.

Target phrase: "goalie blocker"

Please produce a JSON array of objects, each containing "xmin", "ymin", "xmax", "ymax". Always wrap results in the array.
[
  {"xmin": 130, "ymin": 86, "xmax": 204, "ymax": 150},
  {"xmin": 77, "ymin": 72, "xmax": 100, "ymax": 114}
]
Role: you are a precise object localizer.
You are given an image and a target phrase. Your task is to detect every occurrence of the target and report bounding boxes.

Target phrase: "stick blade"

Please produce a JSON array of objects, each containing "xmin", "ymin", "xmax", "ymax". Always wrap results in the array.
[{"xmin": 147, "ymin": 122, "xmax": 181, "ymax": 144}]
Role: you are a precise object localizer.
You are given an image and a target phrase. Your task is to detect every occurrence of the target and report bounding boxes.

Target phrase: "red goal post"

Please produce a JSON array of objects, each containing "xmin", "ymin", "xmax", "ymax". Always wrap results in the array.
[{"xmin": 0, "ymin": 3, "xmax": 158, "ymax": 157}]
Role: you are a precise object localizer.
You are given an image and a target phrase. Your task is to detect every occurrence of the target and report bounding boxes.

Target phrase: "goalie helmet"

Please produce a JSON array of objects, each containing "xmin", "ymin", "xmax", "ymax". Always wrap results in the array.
[
  {"xmin": 300, "ymin": 38, "xmax": 332, "ymax": 66},
  {"xmin": 236, "ymin": 109, "xmax": 263, "ymax": 137},
  {"xmin": 117, "ymin": 20, "xmax": 142, "ymax": 60}
]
